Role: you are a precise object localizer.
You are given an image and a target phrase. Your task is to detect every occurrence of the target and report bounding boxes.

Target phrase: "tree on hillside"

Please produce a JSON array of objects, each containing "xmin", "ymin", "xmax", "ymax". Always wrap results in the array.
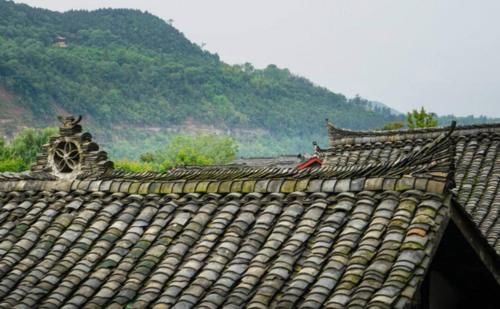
[
  {"xmin": 407, "ymin": 107, "xmax": 438, "ymax": 129},
  {"xmin": 0, "ymin": 127, "xmax": 57, "ymax": 171},
  {"xmin": 114, "ymin": 134, "xmax": 239, "ymax": 172},
  {"xmin": 158, "ymin": 134, "xmax": 238, "ymax": 170}
]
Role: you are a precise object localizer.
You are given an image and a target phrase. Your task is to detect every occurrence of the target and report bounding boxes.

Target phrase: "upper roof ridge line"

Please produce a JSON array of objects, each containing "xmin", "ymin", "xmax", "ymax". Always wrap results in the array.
[{"xmin": 326, "ymin": 119, "xmax": 500, "ymax": 146}]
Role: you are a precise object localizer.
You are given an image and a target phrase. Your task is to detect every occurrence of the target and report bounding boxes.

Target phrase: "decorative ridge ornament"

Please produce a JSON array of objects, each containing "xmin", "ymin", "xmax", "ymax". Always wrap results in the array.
[
  {"xmin": 31, "ymin": 115, "xmax": 113, "ymax": 180},
  {"xmin": 57, "ymin": 115, "xmax": 82, "ymax": 135}
]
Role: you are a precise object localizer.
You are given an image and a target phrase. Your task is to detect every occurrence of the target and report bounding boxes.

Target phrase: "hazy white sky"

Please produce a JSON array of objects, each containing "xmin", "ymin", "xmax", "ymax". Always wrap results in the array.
[{"xmin": 14, "ymin": 0, "xmax": 500, "ymax": 116}]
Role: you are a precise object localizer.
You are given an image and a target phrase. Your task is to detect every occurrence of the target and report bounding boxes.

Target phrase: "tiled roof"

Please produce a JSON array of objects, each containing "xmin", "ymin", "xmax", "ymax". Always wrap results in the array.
[
  {"xmin": 321, "ymin": 121, "xmax": 500, "ymax": 255},
  {"xmin": 0, "ymin": 184, "xmax": 448, "ymax": 308},
  {"xmin": 0, "ymin": 116, "xmax": 460, "ymax": 308}
]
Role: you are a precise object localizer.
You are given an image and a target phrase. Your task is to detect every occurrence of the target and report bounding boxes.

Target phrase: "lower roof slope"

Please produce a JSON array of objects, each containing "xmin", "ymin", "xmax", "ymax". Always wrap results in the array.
[
  {"xmin": 0, "ymin": 186, "xmax": 448, "ymax": 308},
  {"xmin": 321, "ymin": 122, "xmax": 500, "ymax": 256}
]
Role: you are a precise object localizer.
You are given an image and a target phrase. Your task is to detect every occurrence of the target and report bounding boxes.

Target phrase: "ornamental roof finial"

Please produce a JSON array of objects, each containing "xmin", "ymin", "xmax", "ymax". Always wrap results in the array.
[{"xmin": 31, "ymin": 115, "xmax": 113, "ymax": 180}]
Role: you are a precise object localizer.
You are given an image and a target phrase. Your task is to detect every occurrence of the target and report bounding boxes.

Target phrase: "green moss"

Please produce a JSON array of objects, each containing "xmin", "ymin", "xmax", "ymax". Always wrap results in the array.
[
  {"xmin": 99, "ymin": 259, "xmax": 117, "ymax": 269},
  {"xmin": 281, "ymin": 180, "xmax": 296, "ymax": 193}
]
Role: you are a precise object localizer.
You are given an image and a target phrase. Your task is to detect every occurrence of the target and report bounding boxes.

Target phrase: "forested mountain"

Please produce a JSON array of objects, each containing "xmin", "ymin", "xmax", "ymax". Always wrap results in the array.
[{"xmin": 0, "ymin": 0, "xmax": 496, "ymax": 158}]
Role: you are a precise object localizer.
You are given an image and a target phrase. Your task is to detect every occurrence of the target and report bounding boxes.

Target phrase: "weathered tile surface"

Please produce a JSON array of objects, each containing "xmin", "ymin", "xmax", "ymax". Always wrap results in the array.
[
  {"xmin": 0, "ymin": 187, "xmax": 447, "ymax": 308},
  {"xmin": 0, "ymin": 118, "xmax": 461, "ymax": 307},
  {"xmin": 322, "ymin": 122, "xmax": 500, "ymax": 255}
]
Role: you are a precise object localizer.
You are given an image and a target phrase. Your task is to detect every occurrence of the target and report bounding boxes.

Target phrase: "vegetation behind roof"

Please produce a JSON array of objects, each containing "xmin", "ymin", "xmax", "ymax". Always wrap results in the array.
[{"xmin": 1, "ymin": 0, "xmax": 498, "ymax": 159}]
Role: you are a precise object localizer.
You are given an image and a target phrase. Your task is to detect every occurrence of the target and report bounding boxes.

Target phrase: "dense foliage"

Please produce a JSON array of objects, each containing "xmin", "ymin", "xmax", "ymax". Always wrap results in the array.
[
  {"xmin": 115, "ymin": 134, "xmax": 238, "ymax": 172},
  {"xmin": 0, "ymin": 1, "xmax": 497, "ymax": 158},
  {"xmin": 407, "ymin": 107, "xmax": 438, "ymax": 129},
  {"xmin": 0, "ymin": 127, "xmax": 57, "ymax": 171},
  {"xmin": 156, "ymin": 134, "xmax": 238, "ymax": 169},
  {"xmin": 0, "ymin": 0, "xmax": 402, "ymax": 156},
  {"xmin": 0, "ymin": 127, "xmax": 236, "ymax": 172}
]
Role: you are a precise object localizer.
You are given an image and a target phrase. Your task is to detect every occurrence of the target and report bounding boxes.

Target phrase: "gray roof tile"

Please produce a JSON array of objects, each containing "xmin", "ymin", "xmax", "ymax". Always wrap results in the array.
[
  {"xmin": 0, "ymin": 120, "xmax": 473, "ymax": 308},
  {"xmin": 323, "ymin": 122, "xmax": 500, "ymax": 256}
]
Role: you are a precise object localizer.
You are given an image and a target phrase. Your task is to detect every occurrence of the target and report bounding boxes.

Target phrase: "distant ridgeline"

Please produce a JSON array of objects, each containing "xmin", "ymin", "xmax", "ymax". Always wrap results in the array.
[
  {"xmin": 0, "ymin": 0, "xmax": 497, "ymax": 157},
  {"xmin": 0, "ymin": 0, "xmax": 398, "ymax": 131}
]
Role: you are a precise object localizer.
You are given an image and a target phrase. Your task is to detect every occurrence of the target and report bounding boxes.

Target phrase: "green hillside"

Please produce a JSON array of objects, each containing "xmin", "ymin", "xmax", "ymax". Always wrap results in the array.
[{"xmin": 0, "ymin": 1, "xmax": 495, "ymax": 158}]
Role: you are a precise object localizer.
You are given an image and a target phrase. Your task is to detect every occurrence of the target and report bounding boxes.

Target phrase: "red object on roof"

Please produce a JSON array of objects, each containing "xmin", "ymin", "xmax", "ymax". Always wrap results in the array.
[{"xmin": 296, "ymin": 156, "xmax": 322, "ymax": 170}]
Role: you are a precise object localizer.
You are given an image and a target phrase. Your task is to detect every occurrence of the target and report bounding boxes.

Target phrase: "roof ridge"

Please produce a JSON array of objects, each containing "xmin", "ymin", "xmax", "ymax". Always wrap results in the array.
[
  {"xmin": 0, "ymin": 117, "xmax": 454, "ymax": 185},
  {"xmin": 326, "ymin": 120, "xmax": 500, "ymax": 146},
  {"xmin": 74, "ymin": 125, "xmax": 455, "ymax": 183},
  {"xmin": 0, "ymin": 174, "xmax": 449, "ymax": 195}
]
